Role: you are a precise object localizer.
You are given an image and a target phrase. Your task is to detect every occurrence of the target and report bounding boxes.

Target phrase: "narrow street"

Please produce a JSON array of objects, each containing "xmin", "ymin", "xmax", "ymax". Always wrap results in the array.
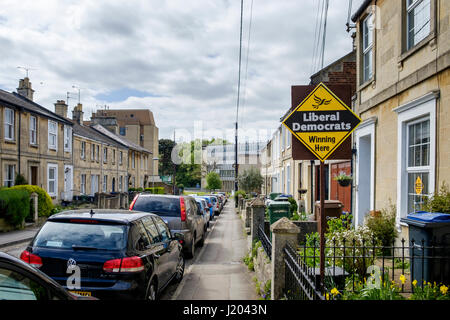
[
  {"xmin": 169, "ymin": 200, "xmax": 258, "ymax": 300},
  {"xmin": 2, "ymin": 199, "xmax": 258, "ymax": 300}
]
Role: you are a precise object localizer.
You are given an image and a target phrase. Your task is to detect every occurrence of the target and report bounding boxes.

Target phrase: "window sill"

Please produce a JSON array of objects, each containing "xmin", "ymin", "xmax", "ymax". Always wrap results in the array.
[
  {"xmin": 29, "ymin": 144, "xmax": 38, "ymax": 148},
  {"xmin": 398, "ymin": 32, "xmax": 436, "ymax": 64},
  {"xmin": 48, "ymin": 147, "xmax": 57, "ymax": 151},
  {"xmin": 358, "ymin": 78, "xmax": 375, "ymax": 91},
  {"xmin": 4, "ymin": 139, "xmax": 16, "ymax": 144}
]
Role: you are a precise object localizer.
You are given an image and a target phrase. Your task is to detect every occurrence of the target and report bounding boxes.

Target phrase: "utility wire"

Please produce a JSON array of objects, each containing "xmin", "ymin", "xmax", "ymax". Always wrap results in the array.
[
  {"xmin": 310, "ymin": 0, "xmax": 323, "ymax": 75},
  {"xmin": 240, "ymin": 0, "xmax": 254, "ymax": 133},
  {"xmin": 234, "ymin": 0, "xmax": 244, "ymax": 192}
]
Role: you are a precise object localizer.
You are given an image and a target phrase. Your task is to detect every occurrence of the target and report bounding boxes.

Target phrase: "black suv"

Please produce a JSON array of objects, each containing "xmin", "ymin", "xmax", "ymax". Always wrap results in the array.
[
  {"xmin": 130, "ymin": 194, "xmax": 206, "ymax": 258},
  {"xmin": 20, "ymin": 209, "xmax": 185, "ymax": 300}
]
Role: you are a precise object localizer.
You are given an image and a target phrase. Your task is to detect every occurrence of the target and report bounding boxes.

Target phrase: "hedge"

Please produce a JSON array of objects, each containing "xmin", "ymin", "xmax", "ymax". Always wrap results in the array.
[
  {"xmin": 144, "ymin": 187, "xmax": 165, "ymax": 194},
  {"xmin": 0, "ymin": 188, "xmax": 30, "ymax": 227},
  {"xmin": 10, "ymin": 185, "xmax": 54, "ymax": 217}
]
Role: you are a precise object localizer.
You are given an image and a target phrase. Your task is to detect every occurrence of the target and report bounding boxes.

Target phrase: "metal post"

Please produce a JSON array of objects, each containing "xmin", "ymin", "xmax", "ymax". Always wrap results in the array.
[{"xmin": 319, "ymin": 161, "xmax": 326, "ymax": 287}]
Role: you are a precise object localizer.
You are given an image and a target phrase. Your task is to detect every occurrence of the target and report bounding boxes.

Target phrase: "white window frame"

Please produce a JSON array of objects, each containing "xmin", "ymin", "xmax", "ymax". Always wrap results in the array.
[
  {"xmin": 63, "ymin": 125, "xmax": 72, "ymax": 152},
  {"xmin": 103, "ymin": 175, "xmax": 107, "ymax": 193},
  {"xmin": 119, "ymin": 151, "xmax": 123, "ymax": 165},
  {"xmin": 81, "ymin": 141, "xmax": 86, "ymax": 159},
  {"xmin": 80, "ymin": 174, "xmax": 86, "ymax": 194},
  {"xmin": 29, "ymin": 115, "xmax": 37, "ymax": 145},
  {"xmin": 96, "ymin": 145, "xmax": 99, "ymax": 161},
  {"xmin": 394, "ymin": 92, "xmax": 436, "ymax": 228},
  {"xmin": 119, "ymin": 176, "xmax": 123, "ymax": 192},
  {"xmin": 406, "ymin": 0, "xmax": 431, "ymax": 50},
  {"xmin": 103, "ymin": 147, "xmax": 108, "ymax": 164},
  {"xmin": 286, "ymin": 164, "xmax": 291, "ymax": 194},
  {"xmin": 362, "ymin": 13, "xmax": 374, "ymax": 83},
  {"xmin": 48, "ymin": 120, "xmax": 58, "ymax": 151},
  {"xmin": 4, "ymin": 108, "xmax": 14, "ymax": 141},
  {"xmin": 132, "ymin": 152, "xmax": 135, "ymax": 169},
  {"xmin": 47, "ymin": 163, "xmax": 58, "ymax": 196},
  {"xmin": 3, "ymin": 164, "xmax": 15, "ymax": 187}
]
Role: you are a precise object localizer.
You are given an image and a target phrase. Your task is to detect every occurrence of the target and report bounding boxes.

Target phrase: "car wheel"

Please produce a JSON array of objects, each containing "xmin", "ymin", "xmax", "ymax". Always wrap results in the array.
[
  {"xmin": 187, "ymin": 236, "xmax": 195, "ymax": 258},
  {"xmin": 174, "ymin": 255, "xmax": 185, "ymax": 283},
  {"xmin": 146, "ymin": 279, "xmax": 158, "ymax": 300}
]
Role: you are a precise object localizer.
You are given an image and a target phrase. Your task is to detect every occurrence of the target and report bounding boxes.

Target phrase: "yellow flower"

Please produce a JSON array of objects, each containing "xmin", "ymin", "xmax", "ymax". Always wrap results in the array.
[
  {"xmin": 326, "ymin": 293, "xmax": 330, "ymax": 300},
  {"xmin": 440, "ymin": 285, "xmax": 448, "ymax": 295},
  {"xmin": 399, "ymin": 274, "xmax": 406, "ymax": 285},
  {"xmin": 330, "ymin": 288, "xmax": 340, "ymax": 296},
  {"xmin": 412, "ymin": 280, "xmax": 418, "ymax": 287}
]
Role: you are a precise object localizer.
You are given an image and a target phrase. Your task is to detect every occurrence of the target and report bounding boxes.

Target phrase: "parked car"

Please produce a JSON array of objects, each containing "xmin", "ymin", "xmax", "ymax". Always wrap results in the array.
[
  {"xmin": 197, "ymin": 196, "xmax": 215, "ymax": 221},
  {"xmin": 0, "ymin": 252, "xmax": 95, "ymax": 300},
  {"xmin": 19, "ymin": 209, "xmax": 185, "ymax": 300},
  {"xmin": 207, "ymin": 195, "xmax": 221, "ymax": 215},
  {"xmin": 194, "ymin": 198, "xmax": 210, "ymax": 230},
  {"xmin": 130, "ymin": 194, "xmax": 205, "ymax": 259}
]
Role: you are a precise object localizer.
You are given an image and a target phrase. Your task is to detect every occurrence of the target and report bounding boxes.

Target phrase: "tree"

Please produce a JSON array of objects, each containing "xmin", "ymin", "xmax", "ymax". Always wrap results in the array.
[
  {"xmin": 206, "ymin": 171, "xmax": 222, "ymax": 191},
  {"xmin": 158, "ymin": 139, "xmax": 176, "ymax": 176},
  {"xmin": 238, "ymin": 167, "xmax": 263, "ymax": 193}
]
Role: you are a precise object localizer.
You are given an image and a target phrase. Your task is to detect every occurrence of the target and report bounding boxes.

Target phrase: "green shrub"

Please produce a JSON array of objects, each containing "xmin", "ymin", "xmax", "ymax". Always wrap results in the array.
[
  {"xmin": 10, "ymin": 185, "xmax": 54, "ymax": 217},
  {"xmin": 365, "ymin": 204, "xmax": 398, "ymax": 248},
  {"xmin": 326, "ymin": 213, "xmax": 353, "ymax": 235},
  {"xmin": 0, "ymin": 188, "xmax": 30, "ymax": 227},
  {"xmin": 422, "ymin": 182, "xmax": 450, "ymax": 214},
  {"xmin": 234, "ymin": 190, "xmax": 247, "ymax": 202},
  {"xmin": 14, "ymin": 173, "xmax": 28, "ymax": 186},
  {"xmin": 287, "ymin": 197, "xmax": 298, "ymax": 215}
]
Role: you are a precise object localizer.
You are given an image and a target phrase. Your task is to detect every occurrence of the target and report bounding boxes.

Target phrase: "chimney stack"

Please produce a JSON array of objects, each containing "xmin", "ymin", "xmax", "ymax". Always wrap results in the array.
[
  {"xmin": 54, "ymin": 100, "xmax": 68, "ymax": 118},
  {"xmin": 17, "ymin": 77, "xmax": 35, "ymax": 101},
  {"xmin": 72, "ymin": 103, "xmax": 84, "ymax": 125}
]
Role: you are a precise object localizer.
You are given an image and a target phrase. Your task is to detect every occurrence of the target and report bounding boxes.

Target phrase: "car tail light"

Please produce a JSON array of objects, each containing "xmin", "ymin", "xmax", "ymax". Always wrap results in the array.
[
  {"xmin": 20, "ymin": 250, "xmax": 43, "ymax": 268},
  {"xmin": 103, "ymin": 256, "xmax": 144, "ymax": 273},
  {"xmin": 129, "ymin": 194, "xmax": 139, "ymax": 210},
  {"xmin": 180, "ymin": 197, "xmax": 186, "ymax": 221}
]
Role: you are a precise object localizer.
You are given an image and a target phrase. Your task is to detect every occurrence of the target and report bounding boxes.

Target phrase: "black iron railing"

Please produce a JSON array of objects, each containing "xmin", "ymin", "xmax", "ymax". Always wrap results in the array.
[
  {"xmin": 284, "ymin": 242, "xmax": 325, "ymax": 300},
  {"xmin": 257, "ymin": 225, "xmax": 272, "ymax": 260},
  {"xmin": 283, "ymin": 237, "xmax": 450, "ymax": 300}
]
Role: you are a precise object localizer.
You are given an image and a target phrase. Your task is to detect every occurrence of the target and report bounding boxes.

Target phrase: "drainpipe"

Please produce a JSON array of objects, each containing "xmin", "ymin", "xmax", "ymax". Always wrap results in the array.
[
  {"xmin": 18, "ymin": 108, "xmax": 22, "ymax": 175},
  {"xmin": 351, "ymin": 144, "xmax": 357, "ymax": 216}
]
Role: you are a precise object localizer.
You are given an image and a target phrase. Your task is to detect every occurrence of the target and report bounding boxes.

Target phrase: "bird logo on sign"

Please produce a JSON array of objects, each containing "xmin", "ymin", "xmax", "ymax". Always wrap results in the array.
[{"xmin": 312, "ymin": 95, "xmax": 332, "ymax": 109}]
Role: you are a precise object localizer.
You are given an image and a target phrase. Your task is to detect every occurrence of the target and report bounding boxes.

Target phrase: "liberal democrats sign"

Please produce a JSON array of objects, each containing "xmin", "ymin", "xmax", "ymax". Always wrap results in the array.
[{"xmin": 282, "ymin": 83, "xmax": 361, "ymax": 161}]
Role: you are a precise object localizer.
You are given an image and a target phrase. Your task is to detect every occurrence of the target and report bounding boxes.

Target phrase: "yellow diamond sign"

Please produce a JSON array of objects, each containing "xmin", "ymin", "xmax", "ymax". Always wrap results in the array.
[
  {"xmin": 415, "ymin": 176, "xmax": 424, "ymax": 195},
  {"xmin": 282, "ymin": 83, "xmax": 362, "ymax": 161}
]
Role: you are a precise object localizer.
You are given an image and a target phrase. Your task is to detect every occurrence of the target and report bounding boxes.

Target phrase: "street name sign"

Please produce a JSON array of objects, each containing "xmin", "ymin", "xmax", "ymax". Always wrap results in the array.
[{"xmin": 282, "ymin": 83, "xmax": 361, "ymax": 162}]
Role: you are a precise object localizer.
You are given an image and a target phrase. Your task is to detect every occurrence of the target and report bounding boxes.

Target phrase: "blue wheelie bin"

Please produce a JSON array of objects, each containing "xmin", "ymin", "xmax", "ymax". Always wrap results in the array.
[{"xmin": 400, "ymin": 211, "xmax": 450, "ymax": 285}]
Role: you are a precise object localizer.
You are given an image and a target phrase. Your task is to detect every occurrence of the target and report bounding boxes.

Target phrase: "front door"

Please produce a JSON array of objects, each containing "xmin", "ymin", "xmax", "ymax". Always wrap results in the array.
[
  {"xmin": 30, "ymin": 166, "xmax": 38, "ymax": 186},
  {"xmin": 64, "ymin": 165, "xmax": 73, "ymax": 201}
]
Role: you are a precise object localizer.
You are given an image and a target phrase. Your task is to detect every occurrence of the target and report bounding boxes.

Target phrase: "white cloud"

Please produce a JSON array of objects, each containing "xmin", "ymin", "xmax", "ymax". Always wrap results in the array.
[{"xmin": 0, "ymin": 0, "xmax": 364, "ymax": 140}]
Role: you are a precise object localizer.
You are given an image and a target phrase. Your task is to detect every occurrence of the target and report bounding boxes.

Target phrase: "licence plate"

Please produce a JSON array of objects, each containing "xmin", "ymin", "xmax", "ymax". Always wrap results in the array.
[{"xmin": 70, "ymin": 290, "xmax": 92, "ymax": 297}]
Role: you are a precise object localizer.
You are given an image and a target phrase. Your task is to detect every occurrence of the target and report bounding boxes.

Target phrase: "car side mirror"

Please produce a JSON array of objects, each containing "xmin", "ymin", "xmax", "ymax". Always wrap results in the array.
[{"xmin": 173, "ymin": 233, "xmax": 185, "ymax": 242}]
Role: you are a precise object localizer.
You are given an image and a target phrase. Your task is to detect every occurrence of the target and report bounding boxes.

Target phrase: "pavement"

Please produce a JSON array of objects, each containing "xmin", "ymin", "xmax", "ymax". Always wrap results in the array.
[
  {"xmin": 0, "ymin": 225, "xmax": 39, "ymax": 249},
  {"xmin": 172, "ymin": 200, "xmax": 258, "ymax": 300}
]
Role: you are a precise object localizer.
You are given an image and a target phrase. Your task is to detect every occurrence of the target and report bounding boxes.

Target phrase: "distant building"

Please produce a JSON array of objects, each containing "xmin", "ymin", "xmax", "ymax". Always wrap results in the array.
[
  {"xmin": 202, "ymin": 142, "xmax": 264, "ymax": 192},
  {"xmin": 90, "ymin": 109, "xmax": 159, "ymax": 180}
]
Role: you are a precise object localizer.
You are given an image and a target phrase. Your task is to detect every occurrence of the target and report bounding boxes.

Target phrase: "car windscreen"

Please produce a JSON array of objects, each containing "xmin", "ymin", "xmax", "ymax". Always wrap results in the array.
[
  {"xmin": 33, "ymin": 221, "xmax": 128, "ymax": 250},
  {"xmin": 133, "ymin": 196, "xmax": 181, "ymax": 217}
]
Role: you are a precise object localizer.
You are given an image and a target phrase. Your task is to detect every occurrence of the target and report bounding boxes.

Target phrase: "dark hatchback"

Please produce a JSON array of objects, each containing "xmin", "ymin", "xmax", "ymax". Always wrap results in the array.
[{"xmin": 20, "ymin": 209, "xmax": 185, "ymax": 300}]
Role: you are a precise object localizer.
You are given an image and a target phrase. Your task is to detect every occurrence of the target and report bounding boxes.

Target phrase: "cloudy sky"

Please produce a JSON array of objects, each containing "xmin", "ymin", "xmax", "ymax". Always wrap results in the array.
[{"xmin": 0, "ymin": 0, "xmax": 363, "ymax": 141}]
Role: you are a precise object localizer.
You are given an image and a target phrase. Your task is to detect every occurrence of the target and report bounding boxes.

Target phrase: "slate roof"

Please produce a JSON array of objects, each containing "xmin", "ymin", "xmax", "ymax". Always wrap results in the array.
[
  {"xmin": 71, "ymin": 121, "xmax": 127, "ymax": 150},
  {"xmin": 0, "ymin": 89, "xmax": 72, "ymax": 125},
  {"xmin": 91, "ymin": 124, "xmax": 152, "ymax": 154}
]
